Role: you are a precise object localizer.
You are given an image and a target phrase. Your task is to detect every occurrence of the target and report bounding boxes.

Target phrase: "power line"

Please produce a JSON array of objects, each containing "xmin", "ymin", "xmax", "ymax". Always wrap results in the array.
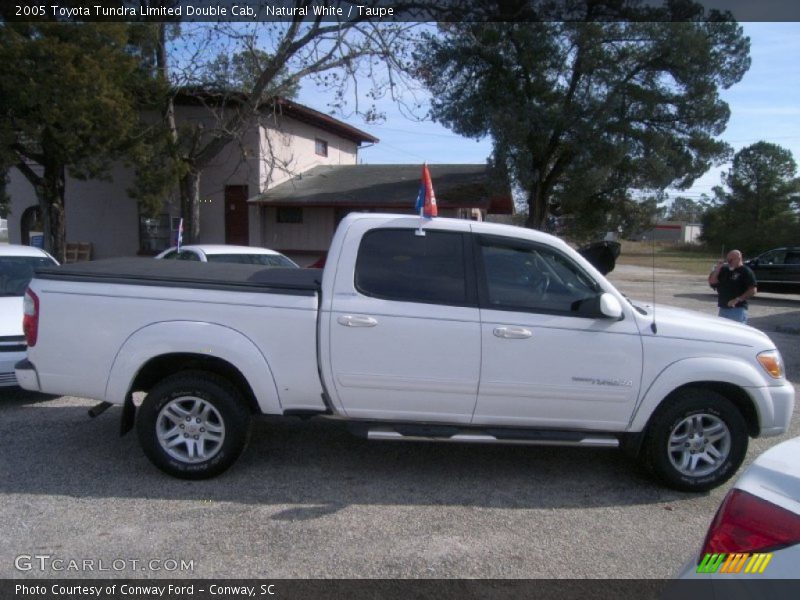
[
  {"xmin": 360, "ymin": 140, "xmax": 428, "ymax": 162},
  {"xmin": 367, "ymin": 124, "xmax": 487, "ymax": 141}
]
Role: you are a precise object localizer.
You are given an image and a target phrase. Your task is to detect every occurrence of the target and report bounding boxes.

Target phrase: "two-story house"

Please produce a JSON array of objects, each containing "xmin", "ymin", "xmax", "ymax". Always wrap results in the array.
[{"xmin": 6, "ymin": 95, "xmax": 512, "ymax": 265}]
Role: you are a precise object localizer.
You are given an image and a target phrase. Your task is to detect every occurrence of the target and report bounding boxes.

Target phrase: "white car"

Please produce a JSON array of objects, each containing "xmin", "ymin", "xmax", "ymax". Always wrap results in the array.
[
  {"xmin": 0, "ymin": 245, "xmax": 58, "ymax": 387},
  {"xmin": 676, "ymin": 435, "xmax": 800, "ymax": 580},
  {"xmin": 155, "ymin": 244, "xmax": 299, "ymax": 268}
]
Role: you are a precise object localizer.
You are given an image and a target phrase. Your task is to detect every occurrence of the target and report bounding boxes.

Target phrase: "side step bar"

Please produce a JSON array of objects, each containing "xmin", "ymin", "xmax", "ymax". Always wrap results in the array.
[{"xmin": 360, "ymin": 426, "xmax": 619, "ymax": 448}]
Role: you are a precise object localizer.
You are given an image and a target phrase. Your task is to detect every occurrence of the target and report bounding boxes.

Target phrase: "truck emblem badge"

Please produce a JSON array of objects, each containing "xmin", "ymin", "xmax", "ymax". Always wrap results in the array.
[{"xmin": 572, "ymin": 377, "xmax": 633, "ymax": 387}]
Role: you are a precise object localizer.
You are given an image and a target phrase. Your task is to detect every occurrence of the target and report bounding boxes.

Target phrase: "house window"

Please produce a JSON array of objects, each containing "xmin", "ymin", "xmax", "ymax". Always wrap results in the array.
[
  {"xmin": 276, "ymin": 207, "xmax": 303, "ymax": 224},
  {"xmin": 315, "ymin": 138, "xmax": 328, "ymax": 157}
]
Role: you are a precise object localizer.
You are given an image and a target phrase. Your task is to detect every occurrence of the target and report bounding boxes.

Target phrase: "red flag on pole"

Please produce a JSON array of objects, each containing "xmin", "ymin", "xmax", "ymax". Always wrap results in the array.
[{"xmin": 414, "ymin": 164, "xmax": 438, "ymax": 218}]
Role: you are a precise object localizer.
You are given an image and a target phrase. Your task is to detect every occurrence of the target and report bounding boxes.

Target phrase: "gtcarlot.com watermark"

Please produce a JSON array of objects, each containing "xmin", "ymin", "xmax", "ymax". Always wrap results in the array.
[{"xmin": 15, "ymin": 554, "xmax": 194, "ymax": 573}]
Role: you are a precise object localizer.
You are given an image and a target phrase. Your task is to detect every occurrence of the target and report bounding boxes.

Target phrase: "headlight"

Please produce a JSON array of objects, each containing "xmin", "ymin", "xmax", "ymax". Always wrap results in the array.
[{"xmin": 757, "ymin": 350, "xmax": 784, "ymax": 379}]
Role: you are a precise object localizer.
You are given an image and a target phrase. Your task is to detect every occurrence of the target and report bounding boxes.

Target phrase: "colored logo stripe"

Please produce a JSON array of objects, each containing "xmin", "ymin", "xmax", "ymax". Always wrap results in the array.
[
  {"xmin": 697, "ymin": 553, "xmax": 772, "ymax": 574},
  {"xmin": 697, "ymin": 553, "xmax": 725, "ymax": 573},
  {"xmin": 746, "ymin": 553, "xmax": 772, "ymax": 574}
]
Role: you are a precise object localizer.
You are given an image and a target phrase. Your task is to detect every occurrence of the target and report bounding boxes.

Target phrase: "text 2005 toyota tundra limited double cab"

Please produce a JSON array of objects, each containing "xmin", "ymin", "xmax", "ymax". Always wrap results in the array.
[{"xmin": 16, "ymin": 214, "xmax": 795, "ymax": 491}]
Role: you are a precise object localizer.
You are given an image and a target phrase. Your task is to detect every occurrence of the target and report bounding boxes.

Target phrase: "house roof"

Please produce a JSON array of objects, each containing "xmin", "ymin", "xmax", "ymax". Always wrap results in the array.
[
  {"xmin": 173, "ymin": 90, "xmax": 378, "ymax": 145},
  {"xmin": 249, "ymin": 164, "xmax": 514, "ymax": 214},
  {"xmin": 272, "ymin": 98, "xmax": 379, "ymax": 145}
]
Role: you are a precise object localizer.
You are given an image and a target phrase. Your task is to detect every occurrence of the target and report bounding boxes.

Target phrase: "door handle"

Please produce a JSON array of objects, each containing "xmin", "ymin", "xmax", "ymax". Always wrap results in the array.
[
  {"xmin": 493, "ymin": 326, "xmax": 532, "ymax": 339},
  {"xmin": 338, "ymin": 315, "xmax": 378, "ymax": 327}
]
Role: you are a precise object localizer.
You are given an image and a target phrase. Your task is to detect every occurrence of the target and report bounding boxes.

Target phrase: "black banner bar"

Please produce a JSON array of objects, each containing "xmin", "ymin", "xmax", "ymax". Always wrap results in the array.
[
  {"xmin": 2, "ymin": 579, "xmax": 800, "ymax": 600},
  {"xmin": 3, "ymin": 1, "xmax": 800, "ymax": 23}
]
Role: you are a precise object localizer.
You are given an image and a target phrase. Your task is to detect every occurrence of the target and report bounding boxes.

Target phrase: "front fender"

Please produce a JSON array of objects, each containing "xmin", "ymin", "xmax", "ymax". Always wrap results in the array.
[
  {"xmin": 628, "ymin": 356, "xmax": 768, "ymax": 433},
  {"xmin": 104, "ymin": 321, "xmax": 282, "ymax": 414}
]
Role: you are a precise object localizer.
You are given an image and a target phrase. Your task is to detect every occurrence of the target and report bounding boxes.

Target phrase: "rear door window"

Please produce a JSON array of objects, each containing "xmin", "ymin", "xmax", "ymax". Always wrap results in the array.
[{"xmin": 355, "ymin": 229, "xmax": 472, "ymax": 306}]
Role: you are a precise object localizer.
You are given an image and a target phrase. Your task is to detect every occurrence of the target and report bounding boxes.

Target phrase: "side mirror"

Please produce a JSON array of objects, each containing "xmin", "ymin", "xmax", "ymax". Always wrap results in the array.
[
  {"xmin": 599, "ymin": 292, "xmax": 623, "ymax": 319},
  {"xmin": 573, "ymin": 292, "xmax": 623, "ymax": 319},
  {"xmin": 749, "ymin": 259, "xmax": 759, "ymax": 267}
]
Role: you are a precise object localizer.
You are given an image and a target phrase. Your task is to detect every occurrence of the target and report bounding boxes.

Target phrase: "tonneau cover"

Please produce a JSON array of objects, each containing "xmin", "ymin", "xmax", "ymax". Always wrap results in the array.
[{"xmin": 34, "ymin": 258, "xmax": 322, "ymax": 296}]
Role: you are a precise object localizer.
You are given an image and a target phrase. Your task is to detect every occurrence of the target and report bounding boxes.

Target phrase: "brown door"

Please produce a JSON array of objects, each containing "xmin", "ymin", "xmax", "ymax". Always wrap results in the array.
[{"xmin": 225, "ymin": 185, "xmax": 249, "ymax": 245}]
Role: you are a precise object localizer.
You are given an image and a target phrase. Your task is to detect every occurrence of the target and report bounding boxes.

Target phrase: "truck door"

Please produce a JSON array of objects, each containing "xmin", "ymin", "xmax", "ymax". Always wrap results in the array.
[
  {"xmin": 751, "ymin": 248, "xmax": 787, "ymax": 292},
  {"xmin": 324, "ymin": 226, "xmax": 481, "ymax": 423},
  {"xmin": 472, "ymin": 235, "xmax": 643, "ymax": 431}
]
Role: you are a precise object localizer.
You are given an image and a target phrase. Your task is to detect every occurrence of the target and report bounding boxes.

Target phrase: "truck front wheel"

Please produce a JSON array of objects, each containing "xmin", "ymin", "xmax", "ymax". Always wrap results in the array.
[
  {"xmin": 136, "ymin": 371, "xmax": 251, "ymax": 479},
  {"xmin": 643, "ymin": 388, "xmax": 748, "ymax": 492}
]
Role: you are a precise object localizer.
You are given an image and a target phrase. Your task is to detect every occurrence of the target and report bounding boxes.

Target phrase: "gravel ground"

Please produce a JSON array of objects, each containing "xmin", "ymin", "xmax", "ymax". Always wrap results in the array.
[{"xmin": 0, "ymin": 265, "xmax": 797, "ymax": 580}]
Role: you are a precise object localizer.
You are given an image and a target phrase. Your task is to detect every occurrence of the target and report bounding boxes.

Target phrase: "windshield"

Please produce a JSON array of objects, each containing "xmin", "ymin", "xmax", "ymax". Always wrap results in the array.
[
  {"xmin": 0, "ymin": 256, "xmax": 56, "ymax": 296},
  {"xmin": 205, "ymin": 254, "xmax": 298, "ymax": 268}
]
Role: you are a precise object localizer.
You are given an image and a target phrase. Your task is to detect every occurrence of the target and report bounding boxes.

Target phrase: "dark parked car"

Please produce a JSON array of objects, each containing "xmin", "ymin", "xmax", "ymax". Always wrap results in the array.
[{"xmin": 746, "ymin": 247, "xmax": 800, "ymax": 294}]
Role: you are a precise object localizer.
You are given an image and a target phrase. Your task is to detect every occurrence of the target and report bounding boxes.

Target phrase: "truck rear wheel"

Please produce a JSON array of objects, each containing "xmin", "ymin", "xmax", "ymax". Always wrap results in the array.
[
  {"xmin": 643, "ymin": 388, "xmax": 748, "ymax": 492},
  {"xmin": 136, "ymin": 371, "xmax": 251, "ymax": 479}
]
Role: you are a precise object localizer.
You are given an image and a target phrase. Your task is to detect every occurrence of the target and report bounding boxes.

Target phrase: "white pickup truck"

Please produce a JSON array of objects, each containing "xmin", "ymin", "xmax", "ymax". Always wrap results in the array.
[{"xmin": 16, "ymin": 214, "xmax": 794, "ymax": 491}]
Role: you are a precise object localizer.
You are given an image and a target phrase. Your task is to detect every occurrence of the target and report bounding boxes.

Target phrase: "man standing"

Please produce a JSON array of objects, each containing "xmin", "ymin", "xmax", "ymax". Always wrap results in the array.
[{"xmin": 708, "ymin": 250, "xmax": 757, "ymax": 323}]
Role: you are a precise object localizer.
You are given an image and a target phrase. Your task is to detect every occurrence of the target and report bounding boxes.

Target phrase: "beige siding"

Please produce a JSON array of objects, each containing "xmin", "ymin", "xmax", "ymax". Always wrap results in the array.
[
  {"xmin": 261, "ymin": 207, "xmax": 335, "ymax": 253},
  {"xmin": 260, "ymin": 207, "xmax": 466, "ymax": 258},
  {"xmin": 259, "ymin": 118, "xmax": 359, "ymax": 192},
  {"xmin": 177, "ymin": 107, "xmax": 261, "ymax": 245},
  {"xmin": 7, "ymin": 164, "xmax": 149, "ymax": 259}
]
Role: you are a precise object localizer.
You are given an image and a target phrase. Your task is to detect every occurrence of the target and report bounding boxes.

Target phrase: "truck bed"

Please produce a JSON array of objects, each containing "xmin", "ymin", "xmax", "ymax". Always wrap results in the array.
[
  {"xmin": 26, "ymin": 257, "xmax": 325, "ymax": 412},
  {"xmin": 35, "ymin": 258, "xmax": 322, "ymax": 296}
]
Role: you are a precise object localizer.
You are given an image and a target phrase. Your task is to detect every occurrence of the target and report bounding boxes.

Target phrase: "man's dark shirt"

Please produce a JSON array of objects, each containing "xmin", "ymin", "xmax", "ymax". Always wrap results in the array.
[{"xmin": 717, "ymin": 265, "xmax": 757, "ymax": 308}]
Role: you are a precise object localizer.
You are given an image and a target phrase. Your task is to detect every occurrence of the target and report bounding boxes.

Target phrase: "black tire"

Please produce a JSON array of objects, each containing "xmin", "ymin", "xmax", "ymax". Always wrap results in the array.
[
  {"xmin": 643, "ymin": 388, "xmax": 748, "ymax": 492},
  {"xmin": 136, "ymin": 371, "xmax": 251, "ymax": 480}
]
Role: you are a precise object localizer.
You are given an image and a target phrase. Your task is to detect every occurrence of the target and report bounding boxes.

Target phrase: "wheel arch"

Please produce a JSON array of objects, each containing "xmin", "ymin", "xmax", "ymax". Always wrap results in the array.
[
  {"xmin": 105, "ymin": 321, "xmax": 282, "ymax": 415},
  {"xmin": 130, "ymin": 353, "xmax": 260, "ymax": 415},
  {"xmin": 629, "ymin": 357, "xmax": 766, "ymax": 439},
  {"xmin": 624, "ymin": 380, "xmax": 760, "ymax": 461},
  {"xmin": 648, "ymin": 382, "xmax": 759, "ymax": 439}
]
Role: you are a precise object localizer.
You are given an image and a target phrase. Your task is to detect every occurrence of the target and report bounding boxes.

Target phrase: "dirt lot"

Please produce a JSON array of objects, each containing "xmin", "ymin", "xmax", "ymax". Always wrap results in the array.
[{"xmin": 0, "ymin": 265, "xmax": 797, "ymax": 580}]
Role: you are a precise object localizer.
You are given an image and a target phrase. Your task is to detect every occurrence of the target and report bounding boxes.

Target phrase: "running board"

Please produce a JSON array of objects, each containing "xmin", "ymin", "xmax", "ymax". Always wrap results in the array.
[{"xmin": 363, "ymin": 427, "xmax": 619, "ymax": 448}]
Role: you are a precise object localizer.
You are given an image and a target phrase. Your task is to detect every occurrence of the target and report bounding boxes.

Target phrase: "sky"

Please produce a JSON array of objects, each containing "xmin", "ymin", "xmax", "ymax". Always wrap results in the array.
[{"xmin": 297, "ymin": 22, "xmax": 800, "ymax": 207}]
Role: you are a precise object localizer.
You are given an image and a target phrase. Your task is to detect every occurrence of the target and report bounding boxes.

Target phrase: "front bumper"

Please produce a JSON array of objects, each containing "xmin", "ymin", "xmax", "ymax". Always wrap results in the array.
[
  {"xmin": 14, "ymin": 358, "xmax": 41, "ymax": 392},
  {"xmin": 753, "ymin": 380, "xmax": 796, "ymax": 437}
]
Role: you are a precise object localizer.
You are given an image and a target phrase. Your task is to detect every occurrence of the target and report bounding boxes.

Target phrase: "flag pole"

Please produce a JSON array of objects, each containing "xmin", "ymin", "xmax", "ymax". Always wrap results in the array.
[{"xmin": 416, "ymin": 162, "xmax": 426, "ymax": 236}]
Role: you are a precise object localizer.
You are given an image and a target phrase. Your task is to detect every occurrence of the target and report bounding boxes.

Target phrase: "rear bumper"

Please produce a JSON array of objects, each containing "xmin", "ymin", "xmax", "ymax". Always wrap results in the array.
[
  {"xmin": 0, "ymin": 351, "xmax": 26, "ymax": 387},
  {"xmin": 14, "ymin": 358, "xmax": 41, "ymax": 392}
]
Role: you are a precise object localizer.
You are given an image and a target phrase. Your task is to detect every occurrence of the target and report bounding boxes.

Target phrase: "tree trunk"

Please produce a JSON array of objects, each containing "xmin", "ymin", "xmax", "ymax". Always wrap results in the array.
[
  {"xmin": 157, "ymin": 24, "xmax": 179, "ymax": 159},
  {"xmin": 39, "ymin": 161, "xmax": 67, "ymax": 263},
  {"xmin": 50, "ymin": 202, "xmax": 66, "ymax": 263},
  {"xmin": 180, "ymin": 170, "xmax": 201, "ymax": 243},
  {"xmin": 525, "ymin": 180, "xmax": 548, "ymax": 230},
  {"xmin": 0, "ymin": 167, "xmax": 9, "ymax": 212},
  {"xmin": 35, "ymin": 186, "xmax": 51, "ymax": 253}
]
